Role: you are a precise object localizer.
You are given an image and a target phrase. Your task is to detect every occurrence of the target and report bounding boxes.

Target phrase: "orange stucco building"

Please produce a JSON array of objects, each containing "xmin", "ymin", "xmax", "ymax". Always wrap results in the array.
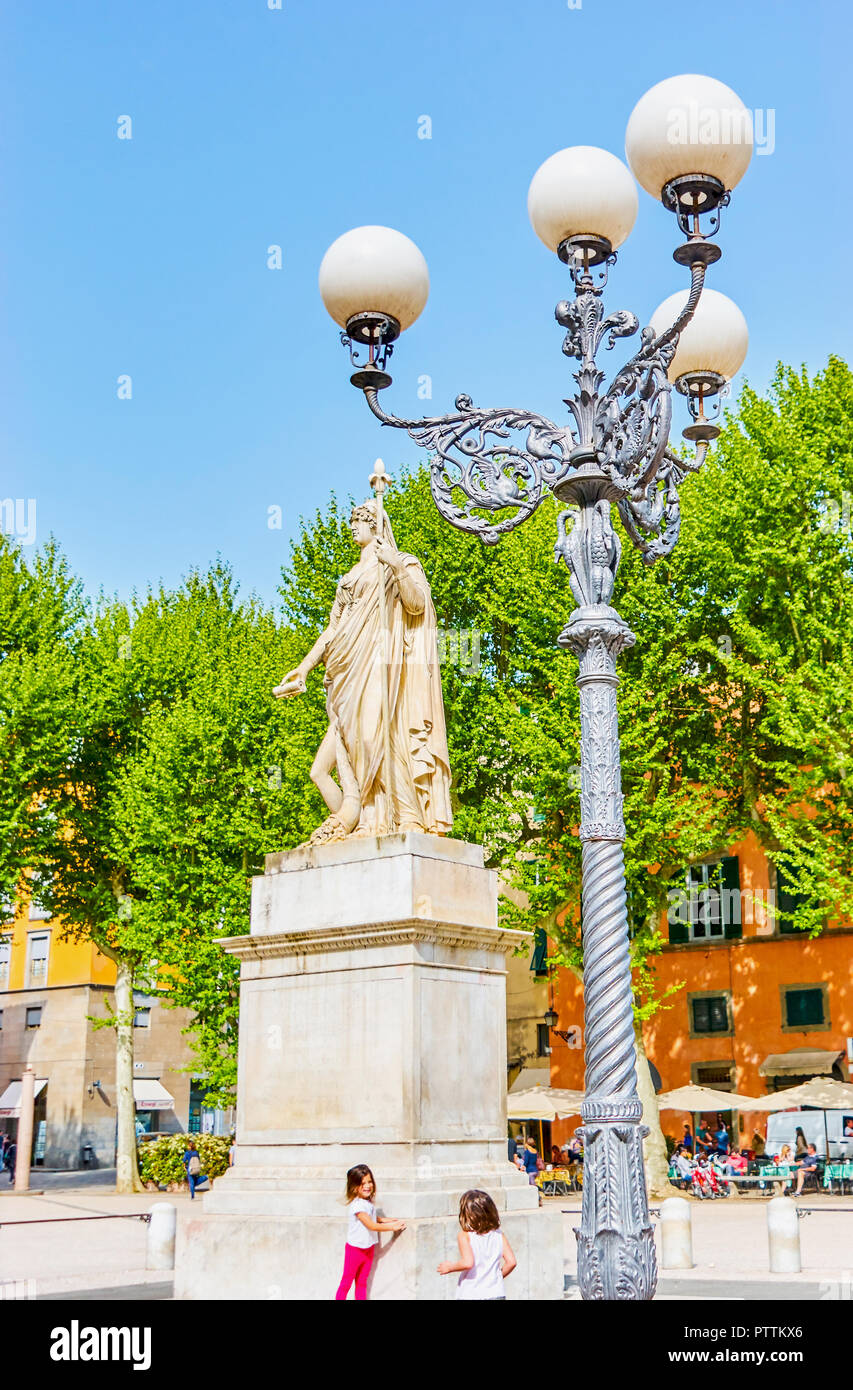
[{"xmin": 549, "ymin": 829, "xmax": 853, "ymax": 1148}]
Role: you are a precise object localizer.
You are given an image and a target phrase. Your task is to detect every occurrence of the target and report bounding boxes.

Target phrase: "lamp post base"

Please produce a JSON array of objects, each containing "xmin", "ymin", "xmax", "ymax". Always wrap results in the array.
[{"xmin": 575, "ymin": 1120, "xmax": 657, "ymax": 1300}]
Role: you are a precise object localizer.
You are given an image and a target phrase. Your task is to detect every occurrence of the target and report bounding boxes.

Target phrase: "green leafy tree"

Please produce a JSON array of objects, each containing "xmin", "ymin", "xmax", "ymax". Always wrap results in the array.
[
  {"xmin": 280, "ymin": 359, "xmax": 853, "ymax": 1192},
  {"xmin": 5, "ymin": 559, "xmax": 314, "ymax": 1188},
  {"xmin": 110, "ymin": 579, "xmax": 316, "ymax": 1105}
]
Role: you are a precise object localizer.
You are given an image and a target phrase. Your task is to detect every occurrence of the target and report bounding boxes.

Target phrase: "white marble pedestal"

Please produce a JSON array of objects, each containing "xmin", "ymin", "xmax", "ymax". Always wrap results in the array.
[{"xmin": 173, "ymin": 833, "xmax": 564, "ymax": 1300}]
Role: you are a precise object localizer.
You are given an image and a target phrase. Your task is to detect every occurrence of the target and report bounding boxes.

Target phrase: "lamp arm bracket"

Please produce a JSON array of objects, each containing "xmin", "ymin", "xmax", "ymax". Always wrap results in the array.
[
  {"xmin": 615, "ymin": 439, "xmax": 710, "ymax": 564},
  {"xmin": 592, "ymin": 261, "xmax": 708, "ymax": 501},
  {"xmin": 362, "ymin": 386, "xmax": 569, "ymax": 544}
]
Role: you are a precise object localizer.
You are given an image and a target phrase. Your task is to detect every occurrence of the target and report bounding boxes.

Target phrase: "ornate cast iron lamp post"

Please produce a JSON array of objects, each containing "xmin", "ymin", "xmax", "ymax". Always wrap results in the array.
[{"xmin": 319, "ymin": 74, "xmax": 752, "ymax": 1300}]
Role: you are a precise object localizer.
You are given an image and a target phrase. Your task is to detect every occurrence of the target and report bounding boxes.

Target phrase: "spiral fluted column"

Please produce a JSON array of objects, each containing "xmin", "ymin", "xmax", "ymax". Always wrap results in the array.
[{"xmin": 559, "ymin": 595, "xmax": 657, "ymax": 1301}]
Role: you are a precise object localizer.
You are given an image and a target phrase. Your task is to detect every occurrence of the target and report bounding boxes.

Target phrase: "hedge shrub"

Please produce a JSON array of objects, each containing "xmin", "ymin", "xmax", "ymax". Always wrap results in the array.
[{"xmin": 137, "ymin": 1133, "xmax": 231, "ymax": 1185}]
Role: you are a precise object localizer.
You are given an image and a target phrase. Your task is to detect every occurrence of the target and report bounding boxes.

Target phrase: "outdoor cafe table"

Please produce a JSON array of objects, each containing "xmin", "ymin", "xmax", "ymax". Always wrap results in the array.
[
  {"xmin": 823, "ymin": 1162, "xmax": 853, "ymax": 1193},
  {"xmin": 668, "ymin": 1163, "xmax": 796, "ymax": 1195},
  {"xmin": 536, "ymin": 1168, "xmax": 577, "ymax": 1196},
  {"xmin": 753, "ymin": 1164, "xmax": 795, "ymax": 1192}
]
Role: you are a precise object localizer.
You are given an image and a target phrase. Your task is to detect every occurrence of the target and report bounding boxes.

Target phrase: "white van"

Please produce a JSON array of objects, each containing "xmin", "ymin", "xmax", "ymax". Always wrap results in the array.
[{"xmin": 766, "ymin": 1109, "xmax": 853, "ymax": 1160}]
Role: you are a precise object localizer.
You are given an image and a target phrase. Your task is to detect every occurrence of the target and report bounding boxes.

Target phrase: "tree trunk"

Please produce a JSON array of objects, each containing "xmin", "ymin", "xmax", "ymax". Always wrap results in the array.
[
  {"xmin": 114, "ymin": 954, "xmax": 144, "ymax": 1194},
  {"xmin": 634, "ymin": 1020, "xmax": 670, "ymax": 1200}
]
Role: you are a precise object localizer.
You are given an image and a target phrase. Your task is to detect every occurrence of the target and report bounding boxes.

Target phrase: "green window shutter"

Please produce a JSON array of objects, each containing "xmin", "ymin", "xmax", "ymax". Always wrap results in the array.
[
  {"xmin": 720, "ymin": 856, "xmax": 742, "ymax": 938},
  {"xmin": 784, "ymin": 987, "xmax": 825, "ymax": 1028},
  {"xmin": 669, "ymin": 921, "xmax": 689, "ymax": 945},
  {"xmin": 531, "ymin": 925, "xmax": 548, "ymax": 975},
  {"xmin": 776, "ymin": 864, "xmax": 807, "ymax": 934}
]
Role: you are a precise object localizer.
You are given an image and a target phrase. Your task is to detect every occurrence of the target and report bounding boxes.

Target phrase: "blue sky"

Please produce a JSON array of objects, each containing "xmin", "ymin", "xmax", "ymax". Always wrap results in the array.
[{"xmin": 2, "ymin": 0, "xmax": 849, "ymax": 606}]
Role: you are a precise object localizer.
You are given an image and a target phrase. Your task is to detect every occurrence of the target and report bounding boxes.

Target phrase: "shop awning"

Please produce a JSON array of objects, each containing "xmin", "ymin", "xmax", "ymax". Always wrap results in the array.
[
  {"xmin": 0, "ymin": 1078, "xmax": 48, "ymax": 1118},
  {"xmin": 759, "ymin": 1050, "xmax": 842, "ymax": 1078},
  {"xmin": 133, "ymin": 1079, "xmax": 175, "ymax": 1111}
]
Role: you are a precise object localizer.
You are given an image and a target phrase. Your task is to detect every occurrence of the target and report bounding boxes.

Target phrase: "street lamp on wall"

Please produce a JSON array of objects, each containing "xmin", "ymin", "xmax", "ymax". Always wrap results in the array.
[{"xmin": 320, "ymin": 72, "xmax": 752, "ymax": 1301}]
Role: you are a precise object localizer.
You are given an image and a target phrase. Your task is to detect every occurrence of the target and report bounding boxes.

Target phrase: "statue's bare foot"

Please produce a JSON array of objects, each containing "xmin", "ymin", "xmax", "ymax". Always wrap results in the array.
[{"xmin": 309, "ymin": 813, "xmax": 350, "ymax": 846}]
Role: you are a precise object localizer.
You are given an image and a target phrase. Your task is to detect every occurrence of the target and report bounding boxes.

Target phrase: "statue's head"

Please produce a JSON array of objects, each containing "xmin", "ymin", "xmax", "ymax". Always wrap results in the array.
[
  {"xmin": 349, "ymin": 500, "xmax": 397, "ymax": 549},
  {"xmin": 350, "ymin": 501, "xmax": 378, "ymax": 533}
]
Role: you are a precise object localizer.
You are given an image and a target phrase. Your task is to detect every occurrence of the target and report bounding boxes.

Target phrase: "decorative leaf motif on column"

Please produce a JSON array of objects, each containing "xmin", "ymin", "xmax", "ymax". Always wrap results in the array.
[{"xmin": 575, "ymin": 1124, "xmax": 657, "ymax": 1301}]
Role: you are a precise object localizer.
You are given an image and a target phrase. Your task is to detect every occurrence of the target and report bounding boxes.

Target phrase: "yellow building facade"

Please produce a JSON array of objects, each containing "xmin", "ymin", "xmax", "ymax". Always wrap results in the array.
[{"xmin": 0, "ymin": 901, "xmax": 210, "ymax": 1168}]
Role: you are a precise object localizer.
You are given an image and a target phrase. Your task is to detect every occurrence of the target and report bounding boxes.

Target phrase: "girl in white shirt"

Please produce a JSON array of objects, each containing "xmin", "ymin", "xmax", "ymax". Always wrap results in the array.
[
  {"xmin": 437, "ymin": 1189, "xmax": 517, "ymax": 1300},
  {"xmin": 334, "ymin": 1164, "xmax": 406, "ymax": 1301}
]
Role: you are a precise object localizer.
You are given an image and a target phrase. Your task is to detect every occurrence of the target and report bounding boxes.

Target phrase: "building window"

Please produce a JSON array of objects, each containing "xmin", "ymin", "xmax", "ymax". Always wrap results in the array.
[
  {"xmin": 26, "ymin": 932, "xmax": 50, "ymax": 985},
  {"xmin": 668, "ymin": 857, "xmax": 742, "ymax": 945},
  {"xmin": 691, "ymin": 1061, "xmax": 735, "ymax": 1091},
  {"xmin": 133, "ymin": 990, "xmax": 152, "ymax": 1028},
  {"xmin": 536, "ymin": 1023, "xmax": 551, "ymax": 1057},
  {"xmin": 25, "ymin": 1005, "xmax": 42, "ymax": 1029},
  {"xmin": 782, "ymin": 984, "xmax": 828, "ymax": 1031},
  {"xmin": 0, "ymin": 936, "xmax": 10, "ymax": 987},
  {"xmin": 0, "ymin": 1009, "xmax": 3, "ymax": 1029},
  {"xmin": 27, "ymin": 873, "xmax": 52, "ymax": 922},
  {"xmin": 689, "ymin": 992, "xmax": 731, "ymax": 1036},
  {"xmin": 0, "ymin": 895, "xmax": 14, "ymax": 925}
]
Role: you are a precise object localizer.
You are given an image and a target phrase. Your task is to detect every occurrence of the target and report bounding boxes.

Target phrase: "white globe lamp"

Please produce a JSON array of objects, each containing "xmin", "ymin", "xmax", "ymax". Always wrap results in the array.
[
  {"xmin": 528, "ymin": 146, "xmax": 638, "ymax": 265},
  {"xmin": 625, "ymin": 75, "xmax": 752, "ymax": 227},
  {"xmin": 319, "ymin": 225, "xmax": 429, "ymax": 337},
  {"xmin": 319, "ymin": 225, "xmax": 429, "ymax": 389},
  {"xmin": 649, "ymin": 286, "xmax": 748, "ymax": 383}
]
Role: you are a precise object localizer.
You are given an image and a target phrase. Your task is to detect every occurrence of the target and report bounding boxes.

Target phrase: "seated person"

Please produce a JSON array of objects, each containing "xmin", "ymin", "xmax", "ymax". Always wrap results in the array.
[
  {"xmin": 788, "ymin": 1143, "xmax": 820, "ymax": 1196},
  {"xmin": 670, "ymin": 1144, "xmax": 693, "ymax": 1189},
  {"xmin": 709, "ymin": 1154, "xmax": 732, "ymax": 1195},
  {"xmin": 563, "ymin": 1132, "xmax": 584, "ymax": 1163}
]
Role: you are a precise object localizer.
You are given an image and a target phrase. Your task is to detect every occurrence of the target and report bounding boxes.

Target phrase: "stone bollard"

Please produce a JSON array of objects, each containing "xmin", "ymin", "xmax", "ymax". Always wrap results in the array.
[
  {"xmin": 659, "ymin": 1196, "xmax": 694, "ymax": 1270},
  {"xmin": 147, "ymin": 1202, "xmax": 177, "ymax": 1270},
  {"xmin": 767, "ymin": 1196, "xmax": 801, "ymax": 1273}
]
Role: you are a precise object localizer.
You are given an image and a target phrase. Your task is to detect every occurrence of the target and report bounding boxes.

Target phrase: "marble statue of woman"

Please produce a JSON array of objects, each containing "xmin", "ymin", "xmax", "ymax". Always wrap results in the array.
[{"xmin": 274, "ymin": 498, "xmax": 453, "ymax": 845}]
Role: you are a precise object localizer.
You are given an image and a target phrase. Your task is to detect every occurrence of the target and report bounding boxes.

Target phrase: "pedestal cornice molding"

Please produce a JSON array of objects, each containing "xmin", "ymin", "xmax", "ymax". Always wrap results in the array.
[{"xmin": 218, "ymin": 919, "xmax": 529, "ymax": 960}]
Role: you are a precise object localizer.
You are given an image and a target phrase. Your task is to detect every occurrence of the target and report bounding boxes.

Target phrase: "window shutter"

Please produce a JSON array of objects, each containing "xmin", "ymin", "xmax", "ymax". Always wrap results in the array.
[
  {"xmin": 531, "ymin": 925, "xmax": 548, "ymax": 975},
  {"xmin": 669, "ymin": 921, "xmax": 688, "ymax": 945},
  {"xmin": 720, "ymin": 856, "xmax": 742, "ymax": 938},
  {"xmin": 776, "ymin": 864, "xmax": 808, "ymax": 934},
  {"xmin": 784, "ymin": 987, "xmax": 825, "ymax": 1028}
]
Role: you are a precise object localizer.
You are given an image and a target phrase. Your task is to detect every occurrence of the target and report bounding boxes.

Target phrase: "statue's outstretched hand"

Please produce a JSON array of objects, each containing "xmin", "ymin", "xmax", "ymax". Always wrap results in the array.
[{"xmin": 273, "ymin": 669, "xmax": 307, "ymax": 699}]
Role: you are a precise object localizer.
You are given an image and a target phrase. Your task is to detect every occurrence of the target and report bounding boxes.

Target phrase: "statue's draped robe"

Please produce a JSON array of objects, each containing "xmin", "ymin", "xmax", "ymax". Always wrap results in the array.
[{"xmin": 323, "ymin": 551, "xmax": 452, "ymax": 836}]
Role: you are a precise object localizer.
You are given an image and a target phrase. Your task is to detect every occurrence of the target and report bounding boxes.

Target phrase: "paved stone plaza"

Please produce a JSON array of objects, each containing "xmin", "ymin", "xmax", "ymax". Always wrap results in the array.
[{"xmin": 2, "ymin": 1180, "xmax": 851, "ymax": 1301}]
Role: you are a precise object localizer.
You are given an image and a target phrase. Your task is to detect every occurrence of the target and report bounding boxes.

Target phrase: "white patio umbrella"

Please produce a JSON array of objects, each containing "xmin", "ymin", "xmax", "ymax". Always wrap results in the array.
[
  {"xmin": 737, "ymin": 1077, "xmax": 853, "ymax": 1157},
  {"xmin": 656, "ymin": 1084, "xmax": 757, "ymax": 1112},
  {"xmin": 737, "ymin": 1077, "xmax": 853, "ymax": 1111},
  {"xmin": 506, "ymin": 1086, "xmax": 585, "ymax": 1121},
  {"xmin": 656, "ymin": 1084, "xmax": 759, "ymax": 1155}
]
